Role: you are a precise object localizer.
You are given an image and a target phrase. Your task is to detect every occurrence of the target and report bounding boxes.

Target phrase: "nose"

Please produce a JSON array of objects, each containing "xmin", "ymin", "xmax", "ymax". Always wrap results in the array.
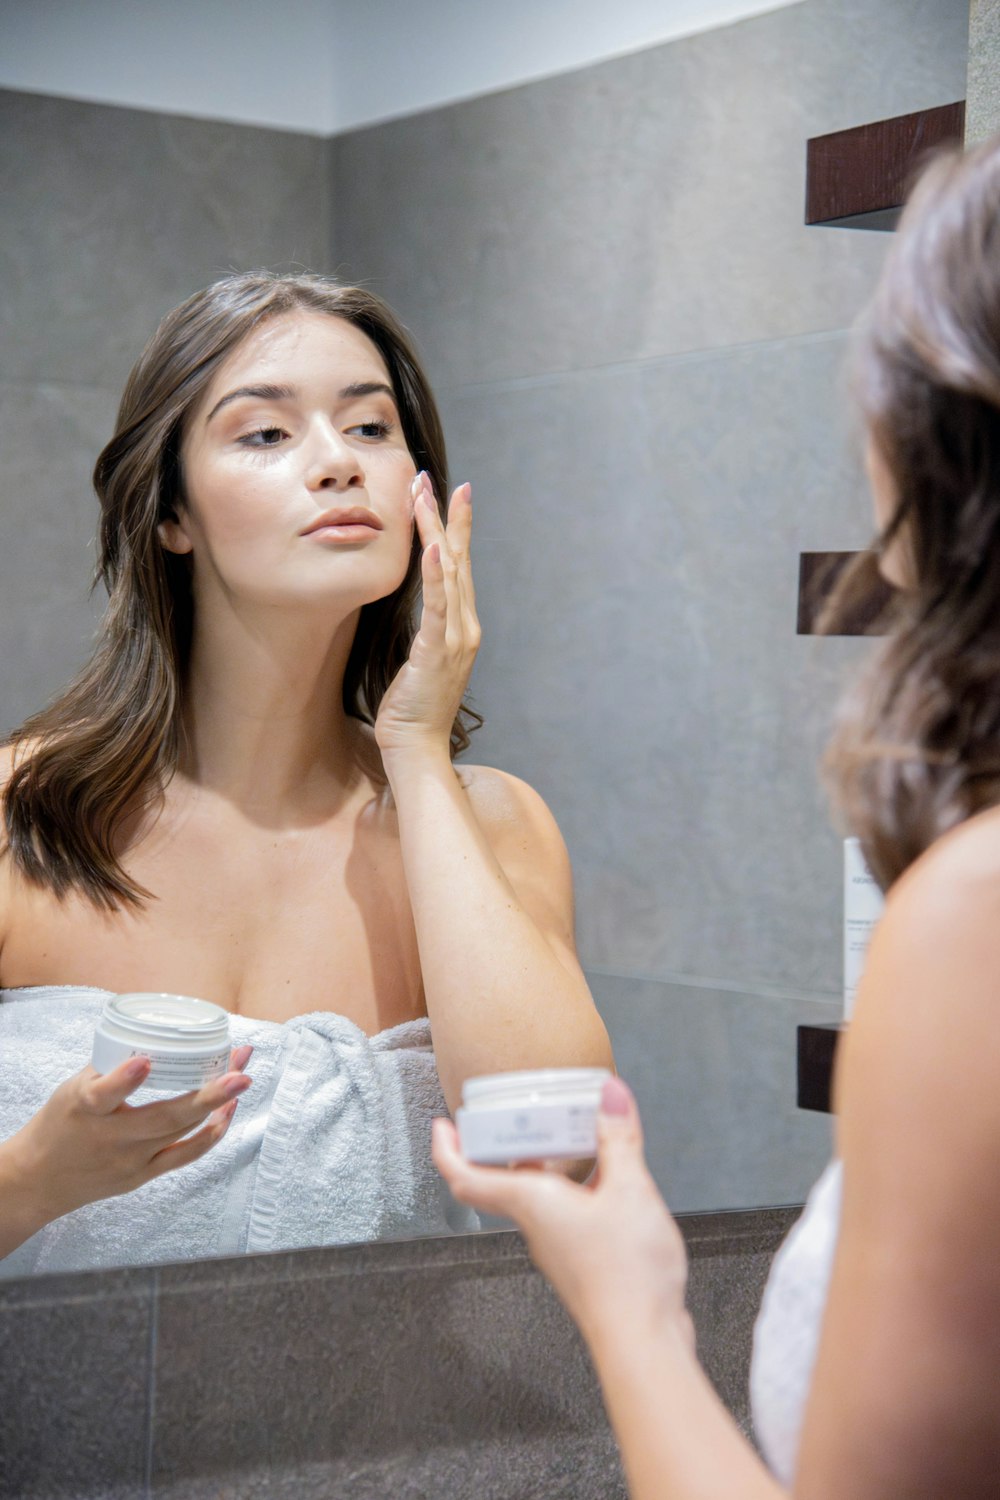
[{"xmin": 304, "ymin": 418, "xmax": 364, "ymax": 492}]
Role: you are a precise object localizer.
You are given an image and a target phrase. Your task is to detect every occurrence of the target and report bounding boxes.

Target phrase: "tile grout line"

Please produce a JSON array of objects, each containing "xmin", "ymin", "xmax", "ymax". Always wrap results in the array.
[
  {"xmin": 0, "ymin": 374, "xmax": 122, "ymax": 398},
  {"xmin": 582, "ymin": 962, "xmax": 841, "ymax": 1007},
  {"xmin": 143, "ymin": 1267, "xmax": 159, "ymax": 1499},
  {"xmin": 435, "ymin": 325, "xmax": 853, "ymax": 401},
  {"xmin": 0, "ymin": 328, "xmax": 852, "ymax": 409},
  {"xmin": 153, "ymin": 1245, "xmax": 536, "ymax": 1297}
]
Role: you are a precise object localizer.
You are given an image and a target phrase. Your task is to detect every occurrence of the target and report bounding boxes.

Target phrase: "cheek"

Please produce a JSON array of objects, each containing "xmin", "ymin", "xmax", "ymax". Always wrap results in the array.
[
  {"xmin": 388, "ymin": 452, "xmax": 418, "ymax": 505},
  {"xmin": 376, "ymin": 451, "xmax": 419, "ymax": 529},
  {"xmin": 184, "ymin": 463, "xmax": 284, "ymax": 549}
]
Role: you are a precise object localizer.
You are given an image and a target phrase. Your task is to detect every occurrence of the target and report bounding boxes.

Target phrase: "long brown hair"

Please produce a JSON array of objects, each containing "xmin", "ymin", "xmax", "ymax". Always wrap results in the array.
[
  {"xmin": 3, "ymin": 272, "xmax": 481, "ymax": 909},
  {"xmin": 825, "ymin": 139, "xmax": 1000, "ymax": 890}
]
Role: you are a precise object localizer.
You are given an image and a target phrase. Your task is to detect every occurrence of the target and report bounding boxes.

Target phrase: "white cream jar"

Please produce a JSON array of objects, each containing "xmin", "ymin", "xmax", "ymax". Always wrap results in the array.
[
  {"xmin": 91, "ymin": 993, "xmax": 231, "ymax": 1092},
  {"xmin": 456, "ymin": 1067, "xmax": 612, "ymax": 1164}
]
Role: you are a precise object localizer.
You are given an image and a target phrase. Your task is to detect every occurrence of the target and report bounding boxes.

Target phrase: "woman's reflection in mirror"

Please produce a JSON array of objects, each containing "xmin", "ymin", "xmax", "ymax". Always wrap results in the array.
[{"xmin": 0, "ymin": 273, "xmax": 613, "ymax": 1271}]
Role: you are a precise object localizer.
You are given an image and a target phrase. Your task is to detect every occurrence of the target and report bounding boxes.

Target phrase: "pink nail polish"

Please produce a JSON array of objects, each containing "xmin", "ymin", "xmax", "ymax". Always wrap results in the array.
[{"xmin": 601, "ymin": 1077, "xmax": 632, "ymax": 1116}]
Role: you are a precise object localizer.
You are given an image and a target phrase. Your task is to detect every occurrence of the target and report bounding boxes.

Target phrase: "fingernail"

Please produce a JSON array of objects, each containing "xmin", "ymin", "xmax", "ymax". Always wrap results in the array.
[
  {"xmin": 234, "ymin": 1045, "xmax": 254, "ymax": 1069},
  {"xmin": 427, "ymin": 542, "xmax": 440, "ymax": 564},
  {"xmin": 601, "ymin": 1077, "xmax": 632, "ymax": 1117},
  {"xmin": 223, "ymin": 1076, "xmax": 251, "ymax": 1100},
  {"xmin": 126, "ymin": 1056, "xmax": 150, "ymax": 1079}
]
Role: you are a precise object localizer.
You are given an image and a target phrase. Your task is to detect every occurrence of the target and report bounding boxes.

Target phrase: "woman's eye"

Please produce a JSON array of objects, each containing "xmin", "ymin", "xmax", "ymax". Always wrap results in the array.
[
  {"xmin": 239, "ymin": 426, "xmax": 286, "ymax": 447},
  {"xmin": 349, "ymin": 419, "xmax": 393, "ymax": 440}
]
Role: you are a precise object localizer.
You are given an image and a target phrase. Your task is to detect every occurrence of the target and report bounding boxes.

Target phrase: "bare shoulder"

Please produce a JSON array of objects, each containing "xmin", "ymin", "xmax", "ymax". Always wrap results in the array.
[
  {"xmin": 803, "ymin": 812, "xmax": 1000, "ymax": 1492},
  {"xmin": 0, "ymin": 737, "xmax": 37, "ymax": 837},
  {"xmin": 456, "ymin": 763, "xmax": 569, "ymax": 853},
  {"xmin": 862, "ymin": 803, "xmax": 1000, "ymax": 1013},
  {"xmin": 456, "ymin": 764, "xmax": 576, "ymax": 939},
  {"xmin": 838, "ymin": 804, "xmax": 1000, "ymax": 1181},
  {"xmin": 0, "ymin": 736, "xmax": 38, "ymax": 790},
  {"xmin": 0, "ymin": 741, "xmax": 22, "ymax": 957},
  {"xmin": 894, "ymin": 800, "xmax": 1000, "ymax": 906},
  {"xmin": 0, "ymin": 741, "xmax": 16, "ymax": 790}
]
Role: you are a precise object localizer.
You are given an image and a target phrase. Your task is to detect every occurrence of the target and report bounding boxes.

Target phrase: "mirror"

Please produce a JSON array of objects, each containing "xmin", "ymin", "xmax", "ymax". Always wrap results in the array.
[{"xmin": 0, "ymin": 0, "xmax": 971, "ymax": 1275}]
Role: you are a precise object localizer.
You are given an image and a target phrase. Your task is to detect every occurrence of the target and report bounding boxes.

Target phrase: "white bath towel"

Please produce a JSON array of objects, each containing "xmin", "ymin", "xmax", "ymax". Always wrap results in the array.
[{"xmin": 0, "ymin": 986, "xmax": 477, "ymax": 1276}]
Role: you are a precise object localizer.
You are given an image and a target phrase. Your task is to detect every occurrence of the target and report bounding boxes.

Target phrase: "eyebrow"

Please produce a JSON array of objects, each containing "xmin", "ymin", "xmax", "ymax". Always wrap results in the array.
[{"xmin": 205, "ymin": 380, "xmax": 397, "ymax": 426}]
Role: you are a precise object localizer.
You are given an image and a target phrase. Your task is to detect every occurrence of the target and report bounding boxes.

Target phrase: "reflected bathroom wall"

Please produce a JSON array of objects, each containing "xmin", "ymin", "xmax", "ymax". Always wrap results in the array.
[{"xmin": 329, "ymin": 0, "xmax": 970, "ymax": 1209}]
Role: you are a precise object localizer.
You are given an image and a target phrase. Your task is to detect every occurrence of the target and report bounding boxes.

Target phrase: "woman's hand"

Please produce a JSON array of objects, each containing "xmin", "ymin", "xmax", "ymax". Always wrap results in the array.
[
  {"xmin": 374, "ymin": 473, "xmax": 480, "ymax": 761},
  {"xmin": 0, "ymin": 1044, "xmax": 253, "ymax": 1255},
  {"xmin": 432, "ymin": 1077, "xmax": 694, "ymax": 1352}
]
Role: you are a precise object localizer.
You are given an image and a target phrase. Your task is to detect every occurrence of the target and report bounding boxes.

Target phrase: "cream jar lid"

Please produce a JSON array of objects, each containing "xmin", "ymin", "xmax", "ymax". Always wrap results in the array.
[
  {"xmin": 461, "ymin": 1067, "xmax": 611, "ymax": 1109},
  {"xmin": 99, "ymin": 992, "xmax": 230, "ymax": 1045}
]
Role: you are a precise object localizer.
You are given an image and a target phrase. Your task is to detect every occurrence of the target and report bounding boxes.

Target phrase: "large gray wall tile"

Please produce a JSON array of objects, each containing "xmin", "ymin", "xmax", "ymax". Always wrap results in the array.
[
  {"xmin": 0, "ymin": 1216, "xmax": 801, "ymax": 1498},
  {"xmin": 329, "ymin": 0, "xmax": 968, "ymax": 389},
  {"xmin": 591, "ymin": 970, "xmax": 838, "ymax": 1213},
  {"xmin": 0, "ymin": 380, "xmax": 116, "ymax": 735},
  {"xmin": 446, "ymin": 336, "xmax": 873, "ymax": 995},
  {"xmin": 967, "ymin": 0, "xmax": 1000, "ymax": 143},
  {"xmin": 802, "ymin": 0, "xmax": 968, "ymax": 130},
  {"xmin": 150, "ymin": 1236, "xmax": 623, "ymax": 1499},
  {"xmin": 1, "ymin": 90, "xmax": 329, "ymax": 392},
  {"xmin": 0, "ymin": 85, "xmax": 331, "ymax": 734},
  {"xmin": 0, "ymin": 1265, "xmax": 154, "ymax": 1500}
]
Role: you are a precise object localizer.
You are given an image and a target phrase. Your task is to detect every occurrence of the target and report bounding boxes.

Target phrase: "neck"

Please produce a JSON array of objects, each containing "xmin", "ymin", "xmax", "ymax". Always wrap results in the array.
[{"xmin": 178, "ymin": 599, "xmax": 373, "ymax": 820}]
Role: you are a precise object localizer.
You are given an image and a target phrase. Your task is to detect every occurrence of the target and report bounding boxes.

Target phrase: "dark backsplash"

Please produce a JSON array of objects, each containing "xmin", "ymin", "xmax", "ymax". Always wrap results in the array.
[{"xmin": 0, "ymin": 1205, "xmax": 797, "ymax": 1500}]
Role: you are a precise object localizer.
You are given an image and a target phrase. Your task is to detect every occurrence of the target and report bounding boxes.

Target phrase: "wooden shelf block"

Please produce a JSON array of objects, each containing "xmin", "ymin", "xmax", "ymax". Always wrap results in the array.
[
  {"xmin": 806, "ymin": 101, "xmax": 965, "ymax": 228},
  {"xmin": 797, "ymin": 551, "xmax": 894, "ymax": 636},
  {"xmin": 797, "ymin": 1023, "xmax": 844, "ymax": 1114}
]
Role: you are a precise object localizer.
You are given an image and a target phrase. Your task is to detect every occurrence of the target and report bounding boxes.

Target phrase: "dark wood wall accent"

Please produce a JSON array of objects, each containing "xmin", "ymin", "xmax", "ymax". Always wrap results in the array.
[
  {"xmin": 805, "ymin": 101, "xmax": 966, "ymax": 228},
  {"xmin": 797, "ymin": 1023, "xmax": 843, "ymax": 1113},
  {"xmin": 797, "ymin": 550, "xmax": 893, "ymax": 635}
]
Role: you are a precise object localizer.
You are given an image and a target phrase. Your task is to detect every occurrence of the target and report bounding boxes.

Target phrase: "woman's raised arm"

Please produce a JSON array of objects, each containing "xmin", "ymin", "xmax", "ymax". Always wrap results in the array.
[{"xmin": 375, "ymin": 475, "xmax": 612, "ymax": 1114}]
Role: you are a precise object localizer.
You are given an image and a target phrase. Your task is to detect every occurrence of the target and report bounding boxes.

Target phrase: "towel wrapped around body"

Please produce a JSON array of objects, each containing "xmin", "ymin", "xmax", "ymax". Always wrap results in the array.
[{"xmin": 0, "ymin": 986, "xmax": 477, "ymax": 1277}]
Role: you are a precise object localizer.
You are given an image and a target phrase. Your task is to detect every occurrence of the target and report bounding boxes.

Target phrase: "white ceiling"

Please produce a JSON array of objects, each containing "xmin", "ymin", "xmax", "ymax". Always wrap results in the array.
[{"xmin": 1, "ymin": 0, "xmax": 804, "ymax": 135}]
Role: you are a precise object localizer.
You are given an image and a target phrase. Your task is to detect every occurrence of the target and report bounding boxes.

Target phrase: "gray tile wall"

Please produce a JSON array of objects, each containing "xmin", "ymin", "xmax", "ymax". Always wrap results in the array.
[
  {"xmin": 967, "ymin": 0, "xmax": 1000, "ymax": 142},
  {"xmin": 0, "ymin": 89, "xmax": 329, "ymax": 732},
  {"xmin": 0, "ymin": 1208, "xmax": 797, "ymax": 1499},
  {"xmin": 329, "ymin": 0, "xmax": 970, "ymax": 1210}
]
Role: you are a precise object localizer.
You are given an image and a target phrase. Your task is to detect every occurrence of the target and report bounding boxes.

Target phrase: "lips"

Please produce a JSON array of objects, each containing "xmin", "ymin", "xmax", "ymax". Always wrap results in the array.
[{"xmin": 301, "ymin": 507, "xmax": 383, "ymax": 535}]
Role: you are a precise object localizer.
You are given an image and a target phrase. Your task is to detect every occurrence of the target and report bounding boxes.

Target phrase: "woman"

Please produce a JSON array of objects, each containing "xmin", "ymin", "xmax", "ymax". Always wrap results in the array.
[
  {"xmin": 435, "ymin": 138, "xmax": 1000, "ymax": 1499},
  {"xmin": 0, "ymin": 273, "xmax": 612, "ymax": 1271}
]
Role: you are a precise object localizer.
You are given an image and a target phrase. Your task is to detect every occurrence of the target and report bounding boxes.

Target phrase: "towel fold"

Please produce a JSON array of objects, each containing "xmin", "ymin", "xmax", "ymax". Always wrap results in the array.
[{"xmin": 0, "ymin": 986, "xmax": 477, "ymax": 1276}]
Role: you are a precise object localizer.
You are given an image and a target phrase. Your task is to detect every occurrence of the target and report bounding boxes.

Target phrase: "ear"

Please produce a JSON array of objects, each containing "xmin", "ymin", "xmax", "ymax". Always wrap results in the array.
[{"xmin": 157, "ymin": 515, "xmax": 194, "ymax": 556}]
